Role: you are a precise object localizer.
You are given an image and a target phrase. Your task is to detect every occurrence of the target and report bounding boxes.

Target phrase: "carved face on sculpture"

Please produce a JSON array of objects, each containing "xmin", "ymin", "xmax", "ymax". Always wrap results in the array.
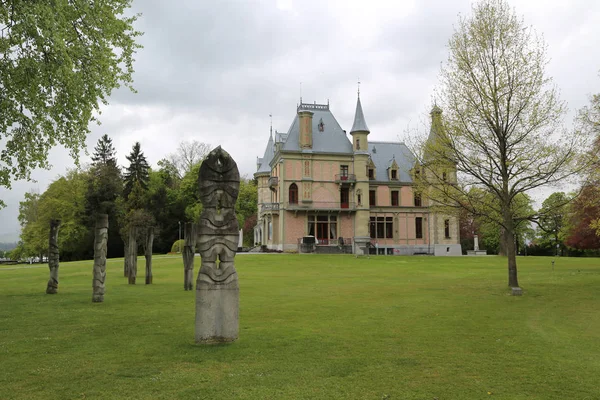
[{"xmin": 198, "ymin": 146, "xmax": 240, "ymax": 210}]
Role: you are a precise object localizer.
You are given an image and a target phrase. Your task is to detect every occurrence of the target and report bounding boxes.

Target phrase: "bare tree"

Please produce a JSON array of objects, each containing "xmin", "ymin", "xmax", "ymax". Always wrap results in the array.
[
  {"xmin": 167, "ymin": 141, "xmax": 212, "ymax": 179},
  {"xmin": 417, "ymin": 0, "xmax": 589, "ymax": 288}
]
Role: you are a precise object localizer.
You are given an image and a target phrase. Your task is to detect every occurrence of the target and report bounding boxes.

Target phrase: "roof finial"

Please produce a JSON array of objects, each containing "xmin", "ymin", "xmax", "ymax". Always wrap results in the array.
[
  {"xmin": 357, "ymin": 77, "xmax": 361, "ymax": 98},
  {"xmin": 300, "ymin": 82, "xmax": 302, "ymax": 104},
  {"xmin": 269, "ymin": 113, "xmax": 273, "ymax": 138}
]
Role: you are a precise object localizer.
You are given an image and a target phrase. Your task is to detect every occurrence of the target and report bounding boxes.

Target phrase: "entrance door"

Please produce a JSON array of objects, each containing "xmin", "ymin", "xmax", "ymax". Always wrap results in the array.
[
  {"xmin": 340, "ymin": 187, "xmax": 349, "ymax": 209},
  {"xmin": 316, "ymin": 216, "xmax": 329, "ymax": 244}
]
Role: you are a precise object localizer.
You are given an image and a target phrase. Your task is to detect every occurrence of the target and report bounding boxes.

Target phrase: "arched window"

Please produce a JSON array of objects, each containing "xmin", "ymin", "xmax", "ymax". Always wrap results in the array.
[{"xmin": 289, "ymin": 183, "xmax": 298, "ymax": 205}]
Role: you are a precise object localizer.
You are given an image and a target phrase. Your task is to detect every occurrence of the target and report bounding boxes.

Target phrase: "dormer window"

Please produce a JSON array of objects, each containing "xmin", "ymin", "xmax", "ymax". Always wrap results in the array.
[
  {"xmin": 368, "ymin": 168, "xmax": 374, "ymax": 180},
  {"xmin": 391, "ymin": 170, "xmax": 397, "ymax": 180}
]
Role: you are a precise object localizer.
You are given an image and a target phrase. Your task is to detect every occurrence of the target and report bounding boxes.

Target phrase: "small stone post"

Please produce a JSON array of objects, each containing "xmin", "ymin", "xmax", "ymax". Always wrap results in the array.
[
  {"xmin": 123, "ymin": 239, "xmax": 129, "ymax": 278},
  {"xmin": 128, "ymin": 226, "xmax": 137, "ymax": 285},
  {"xmin": 145, "ymin": 226, "xmax": 154, "ymax": 284},
  {"xmin": 195, "ymin": 146, "xmax": 240, "ymax": 344},
  {"xmin": 183, "ymin": 222, "xmax": 196, "ymax": 291},
  {"xmin": 92, "ymin": 214, "xmax": 109, "ymax": 302},
  {"xmin": 474, "ymin": 234, "xmax": 480, "ymax": 251},
  {"xmin": 46, "ymin": 219, "xmax": 61, "ymax": 294}
]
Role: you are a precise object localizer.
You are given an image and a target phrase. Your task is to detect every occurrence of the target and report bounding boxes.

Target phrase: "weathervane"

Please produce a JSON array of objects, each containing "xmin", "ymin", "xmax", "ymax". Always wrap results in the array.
[{"xmin": 357, "ymin": 78, "xmax": 361, "ymax": 97}]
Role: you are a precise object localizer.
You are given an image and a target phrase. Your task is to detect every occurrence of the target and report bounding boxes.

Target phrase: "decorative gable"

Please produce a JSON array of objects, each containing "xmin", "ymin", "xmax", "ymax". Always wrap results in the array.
[{"xmin": 387, "ymin": 157, "xmax": 399, "ymax": 181}]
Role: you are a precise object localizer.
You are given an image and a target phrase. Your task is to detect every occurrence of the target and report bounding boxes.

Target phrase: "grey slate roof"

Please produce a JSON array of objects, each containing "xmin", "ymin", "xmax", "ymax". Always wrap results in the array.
[
  {"xmin": 281, "ymin": 103, "xmax": 353, "ymax": 153},
  {"xmin": 369, "ymin": 141, "xmax": 416, "ymax": 182},
  {"xmin": 350, "ymin": 96, "xmax": 370, "ymax": 133},
  {"xmin": 256, "ymin": 133, "xmax": 274, "ymax": 174}
]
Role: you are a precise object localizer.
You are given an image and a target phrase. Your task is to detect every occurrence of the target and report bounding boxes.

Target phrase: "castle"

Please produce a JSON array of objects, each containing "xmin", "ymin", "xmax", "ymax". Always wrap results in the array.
[{"xmin": 254, "ymin": 93, "xmax": 462, "ymax": 256}]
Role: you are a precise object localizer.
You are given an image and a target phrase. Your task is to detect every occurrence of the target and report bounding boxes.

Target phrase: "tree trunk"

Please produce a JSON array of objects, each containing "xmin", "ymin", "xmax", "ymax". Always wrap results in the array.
[
  {"xmin": 123, "ymin": 239, "xmax": 129, "ymax": 277},
  {"xmin": 46, "ymin": 219, "xmax": 61, "ymax": 294},
  {"xmin": 145, "ymin": 227, "xmax": 154, "ymax": 285},
  {"xmin": 182, "ymin": 222, "xmax": 195, "ymax": 291},
  {"xmin": 128, "ymin": 226, "xmax": 137, "ymax": 285},
  {"xmin": 92, "ymin": 214, "xmax": 109, "ymax": 302},
  {"xmin": 503, "ymin": 224, "xmax": 519, "ymax": 288}
]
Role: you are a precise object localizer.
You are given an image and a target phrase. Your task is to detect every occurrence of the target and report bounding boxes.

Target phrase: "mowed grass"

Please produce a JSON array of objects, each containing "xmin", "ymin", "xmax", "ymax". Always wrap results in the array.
[{"xmin": 1, "ymin": 255, "xmax": 599, "ymax": 400}]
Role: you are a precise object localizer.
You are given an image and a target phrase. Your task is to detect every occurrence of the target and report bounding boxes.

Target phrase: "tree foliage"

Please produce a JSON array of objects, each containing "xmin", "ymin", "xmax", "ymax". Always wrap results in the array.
[
  {"xmin": 0, "ymin": 1, "xmax": 142, "ymax": 205},
  {"xmin": 123, "ymin": 141, "xmax": 150, "ymax": 199},
  {"xmin": 166, "ymin": 140, "xmax": 211, "ymax": 179},
  {"xmin": 418, "ymin": 0, "xmax": 587, "ymax": 287}
]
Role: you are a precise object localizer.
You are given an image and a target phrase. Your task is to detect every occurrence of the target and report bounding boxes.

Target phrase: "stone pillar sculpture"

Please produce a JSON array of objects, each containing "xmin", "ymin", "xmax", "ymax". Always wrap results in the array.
[
  {"xmin": 46, "ymin": 219, "xmax": 61, "ymax": 294},
  {"xmin": 183, "ymin": 222, "xmax": 196, "ymax": 291},
  {"xmin": 195, "ymin": 146, "xmax": 240, "ymax": 344},
  {"xmin": 123, "ymin": 239, "xmax": 129, "ymax": 278},
  {"xmin": 145, "ymin": 227, "xmax": 154, "ymax": 284},
  {"xmin": 92, "ymin": 214, "xmax": 109, "ymax": 302},
  {"xmin": 128, "ymin": 226, "xmax": 137, "ymax": 284}
]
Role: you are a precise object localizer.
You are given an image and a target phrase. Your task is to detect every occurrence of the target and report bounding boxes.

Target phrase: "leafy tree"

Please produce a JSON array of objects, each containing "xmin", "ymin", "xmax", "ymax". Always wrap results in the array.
[
  {"xmin": 418, "ymin": 0, "xmax": 587, "ymax": 287},
  {"xmin": 0, "ymin": 1, "xmax": 142, "ymax": 206},
  {"xmin": 123, "ymin": 142, "xmax": 150, "ymax": 199},
  {"xmin": 564, "ymin": 186, "xmax": 600, "ymax": 250},
  {"xmin": 236, "ymin": 178, "xmax": 258, "ymax": 246},
  {"xmin": 18, "ymin": 170, "xmax": 90, "ymax": 261},
  {"xmin": 536, "ymin": 192, "xmax": 569, "ymax": 255},
  {"xmin": 166, "ymin": 141, "xmax": 211, "ymax": 179}
]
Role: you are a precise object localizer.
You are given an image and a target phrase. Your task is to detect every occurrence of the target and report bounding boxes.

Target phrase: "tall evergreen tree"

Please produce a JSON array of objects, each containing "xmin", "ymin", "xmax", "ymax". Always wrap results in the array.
[
  {"xmin": 92, "ymin": 134, "xmax": 118, "ymax": 167},
  {"xmin": 124, "ymin": 142, "xmax": 150, "ymax": 199}
]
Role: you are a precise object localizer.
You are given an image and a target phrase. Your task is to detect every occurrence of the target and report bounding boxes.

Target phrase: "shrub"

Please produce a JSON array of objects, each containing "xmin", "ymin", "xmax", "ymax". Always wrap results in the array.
[{"xmin": 171, "ymin": 239, "xmax": 185, "ymax": 253}]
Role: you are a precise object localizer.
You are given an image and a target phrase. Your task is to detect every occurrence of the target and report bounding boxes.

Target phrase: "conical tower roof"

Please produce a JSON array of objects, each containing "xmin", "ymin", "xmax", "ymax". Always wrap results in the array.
[{"xmin": 350, "ymin": 95, "xmax": 370, "ymax": 134}]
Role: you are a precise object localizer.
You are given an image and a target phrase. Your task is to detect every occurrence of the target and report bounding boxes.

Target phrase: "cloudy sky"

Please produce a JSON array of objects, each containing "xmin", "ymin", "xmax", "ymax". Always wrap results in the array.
[{"xmin": 1, "ymin": 0, "xmax": 599, "ymax": 241}]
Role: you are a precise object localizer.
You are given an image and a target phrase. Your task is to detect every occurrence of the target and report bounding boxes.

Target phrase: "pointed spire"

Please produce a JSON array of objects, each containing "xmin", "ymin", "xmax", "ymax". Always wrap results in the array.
[
  {"xmin": 428, "ymin": 104, "xmax": 443, "ymax": 143},
  {"xmin": 350, "ymin": 94, "xmax": 370, "ymax": 134},
  {"xmin": 269, "ymin": 113, "xmax": 273, "ymax": 139}
]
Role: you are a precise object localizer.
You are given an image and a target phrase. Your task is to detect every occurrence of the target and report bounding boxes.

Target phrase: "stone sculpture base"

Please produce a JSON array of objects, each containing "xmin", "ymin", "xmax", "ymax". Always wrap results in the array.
[{"xmin": 195, "ymin": 277, "xmax": 239, "ymax": 344}]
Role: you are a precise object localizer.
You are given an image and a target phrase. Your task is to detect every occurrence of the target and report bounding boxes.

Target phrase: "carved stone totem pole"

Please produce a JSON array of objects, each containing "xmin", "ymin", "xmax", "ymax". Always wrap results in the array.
[
  {"xmin": 183, "ymin": 222, "xmax": 196, "ymax": 291},
  {"xmin": 92, "ymin": 214, "xmax": 108, "ymax": 302},
  {"xmin": 195, "ymin": 146, "xmax": 240, "ymax": 344},
  {"xmin": 46, "ymin": 219, "xmax": 61, "ymax": 294}
]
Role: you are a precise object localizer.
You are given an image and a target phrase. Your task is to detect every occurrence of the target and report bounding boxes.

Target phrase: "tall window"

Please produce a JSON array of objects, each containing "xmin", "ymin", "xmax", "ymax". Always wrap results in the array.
[
  {"xmin": 289, "ymin": 183, "xmax": 298, "ymax": 204},
  {"xmin": 356, "ymin": 138, "xmax": 360, "ymax": 150},
  {"xmin": 308, "ymin": 215, "xmax": 337, "ymax": 244},
  {"xmin": 391, "ymin": 169, "xmax": 398, "ymax": 180},
  {"xmin": 414, "ymin": 192, "xmax": 422, "ymax": 207},
  {"xmin": 442, "ymin": 172, "xmax": 447, "ymax": 181},
  {"xmin": 415, "ymin": 217, "xmax": 423, "ymax": 239},
  {"xmin": 370, "ymin": 216, "xmax": 394, "ymax": 239},
  {"xmin": 368, "ymin": 168, "xmax": 375, "ymax": 179},
  {"xmin": 391, "ymin": 190, "xmax": 399, "ymax": 206},
  {"xmin": 444, "ymin": 219, "xmax": 450, "ymax": 238},
  {"xmin": 369, "ymin": 190, "xmax": 376, "ymax": 206},
  {"xmin": 340, "ymin": 165, "xmax": 349, "ymax": 179}
]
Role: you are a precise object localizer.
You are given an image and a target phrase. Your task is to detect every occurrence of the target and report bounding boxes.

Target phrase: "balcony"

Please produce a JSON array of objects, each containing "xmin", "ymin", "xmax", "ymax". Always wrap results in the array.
[
  {"xmin": 286, "ymin": 201, "xmax": 356, "ymax": 211},
  {"xmin": 334, "ymin": 174, "xmax": 356, "ymax": 184},
  {"xmin": 261, "ymin": 203, "xmax": 280, "ymax": 213},
  {"xmin": 268, "ymin": 176, "xmax": 278, "ymax": 190}
]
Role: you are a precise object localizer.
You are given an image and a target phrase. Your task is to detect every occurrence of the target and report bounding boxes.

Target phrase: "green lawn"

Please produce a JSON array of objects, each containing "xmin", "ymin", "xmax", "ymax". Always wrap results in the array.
[{"xmin": 1, "ymin": 255, "xmax": 599, "ymax": 399}]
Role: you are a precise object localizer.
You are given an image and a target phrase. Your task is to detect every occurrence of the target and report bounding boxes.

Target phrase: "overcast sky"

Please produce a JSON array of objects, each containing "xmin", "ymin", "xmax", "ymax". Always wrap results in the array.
[{"xmin": 1, "ymin": 0, "xmax": 599, "ymax": 241}]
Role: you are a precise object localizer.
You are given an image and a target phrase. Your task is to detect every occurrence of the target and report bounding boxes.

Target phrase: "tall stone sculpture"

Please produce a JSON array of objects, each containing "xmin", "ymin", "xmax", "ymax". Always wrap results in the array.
[
  {"xmin": 183, "ymin": 222, "xmax": 196, "ymax": 291},
  {"xmin": 195, "ymin": 146, "xmax": 240, "ymax": 344},
  {"xmin": 92, "ymin": 214, "xmax": 109, "ymax": 302},
  {"xmin": 46, "ymin": 219, "xmax": 61, "ymax": 294},
  {"xmin": 145, "ymin": 226, "xmax": 154, "ymax": 284},
  {"xmin": 128, "ymin": 226, "xmax": 137, "ymax": 284}
]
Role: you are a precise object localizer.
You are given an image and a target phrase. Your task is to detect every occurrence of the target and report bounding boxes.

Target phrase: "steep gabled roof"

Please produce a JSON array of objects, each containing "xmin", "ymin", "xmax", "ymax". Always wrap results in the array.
[
  {"xmin": 255, "ymin": 133, "xmax": 274, "ymax": 174},
  {"xmin": 350, "ymin": 96, "xmax": 370, "ymax": 133},
  {"xmin": 282, "ymin": 103, "xmax": 353, "ymax": 154},
  {"xmin": 369, "ymin": 141, "xmax": 416, "ymax": 182}
]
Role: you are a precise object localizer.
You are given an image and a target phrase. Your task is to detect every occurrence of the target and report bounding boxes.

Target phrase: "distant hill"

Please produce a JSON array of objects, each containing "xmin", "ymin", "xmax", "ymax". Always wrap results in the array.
[
  {"xmin": 0, "ymin": 242, "xmax": 17, "ymax": 251},
  {"xmin": 0, "ymin": 232, "xmax": 19, "ymax": 244}
]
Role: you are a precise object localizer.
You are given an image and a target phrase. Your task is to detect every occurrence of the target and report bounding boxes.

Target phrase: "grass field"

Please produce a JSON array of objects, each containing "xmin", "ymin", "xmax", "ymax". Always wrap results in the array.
[{"xmin": 1, "ymin": 254, "xmax": 599, "ymax": 399}]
